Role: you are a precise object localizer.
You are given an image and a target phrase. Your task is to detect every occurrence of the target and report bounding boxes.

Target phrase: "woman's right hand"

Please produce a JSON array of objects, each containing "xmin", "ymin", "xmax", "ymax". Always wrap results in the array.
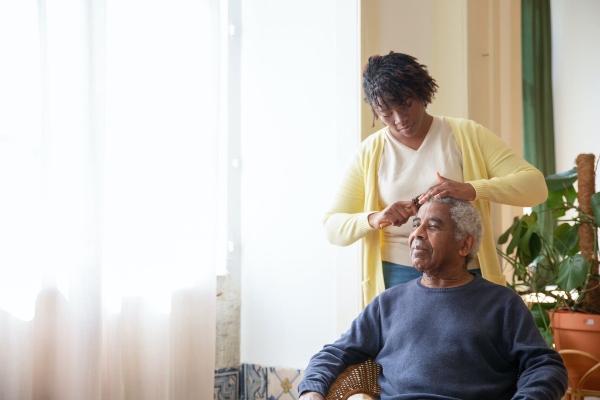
[{"xmin": 368, "ymin": 200, "xmax": 418, "ymax": 229}]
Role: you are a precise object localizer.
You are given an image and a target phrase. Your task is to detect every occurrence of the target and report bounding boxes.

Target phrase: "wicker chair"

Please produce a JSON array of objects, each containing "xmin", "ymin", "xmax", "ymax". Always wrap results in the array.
[
  {"xmin": 325, "ymin": 358, "xmax": 381, "ymax": 400},
  {"xmin": 558, "ymin": 349, "xmax": 600, "ymax": 400},
  {"xmin": 323, "ymin": 358, "xmax": 521, "ymax": 399}
]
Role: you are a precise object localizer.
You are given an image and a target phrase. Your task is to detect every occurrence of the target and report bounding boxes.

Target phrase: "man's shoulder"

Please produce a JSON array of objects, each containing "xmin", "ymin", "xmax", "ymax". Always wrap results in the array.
[
  {"xmin": 376, "ymin": 278, "xmax": 421, "ymax": 300},
  {"xmin": 472, "ymin": 275, "xmax": 523, "ymax": 301}
]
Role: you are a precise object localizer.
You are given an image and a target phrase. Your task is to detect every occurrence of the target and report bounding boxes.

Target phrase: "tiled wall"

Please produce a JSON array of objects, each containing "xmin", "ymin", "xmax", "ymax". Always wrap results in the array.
[
  {"xmin": 214, "ymin": 364, "xmax": 304, "ymax": 400},
  {"xmin": 214, "ymin": 368, "xmax": 239, "ymax": 400}
]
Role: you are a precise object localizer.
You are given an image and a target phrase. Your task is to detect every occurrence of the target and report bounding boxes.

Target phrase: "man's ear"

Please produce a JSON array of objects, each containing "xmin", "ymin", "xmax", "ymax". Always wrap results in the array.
[{"xmin": 458, "ymin": 235, "xmax": 475, "ymax": 257}]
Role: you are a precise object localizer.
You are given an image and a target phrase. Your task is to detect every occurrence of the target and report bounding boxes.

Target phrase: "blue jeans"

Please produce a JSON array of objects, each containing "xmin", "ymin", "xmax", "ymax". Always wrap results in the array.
[{"xmin": 382, "ymin": 261, "xmax": 482, "ymax": 289}]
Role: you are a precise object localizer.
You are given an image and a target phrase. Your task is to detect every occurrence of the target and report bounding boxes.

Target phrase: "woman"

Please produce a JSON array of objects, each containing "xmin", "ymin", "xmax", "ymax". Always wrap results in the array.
[{"xmin": 324, "ymin": 52, "xmax": 548, "ymax": 306}]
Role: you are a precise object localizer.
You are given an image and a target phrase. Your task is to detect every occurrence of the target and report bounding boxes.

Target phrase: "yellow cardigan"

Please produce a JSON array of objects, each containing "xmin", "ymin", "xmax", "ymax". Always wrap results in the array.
[{"xmin": 324, "ymin": 117, "xmax": 548, "ymax": 307}]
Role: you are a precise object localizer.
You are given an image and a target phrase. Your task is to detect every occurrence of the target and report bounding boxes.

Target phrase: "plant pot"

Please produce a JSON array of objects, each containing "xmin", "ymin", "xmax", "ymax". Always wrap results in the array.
[{"xmin": 551, "ymin": 309, "xmax": 600, "ymax": 391}]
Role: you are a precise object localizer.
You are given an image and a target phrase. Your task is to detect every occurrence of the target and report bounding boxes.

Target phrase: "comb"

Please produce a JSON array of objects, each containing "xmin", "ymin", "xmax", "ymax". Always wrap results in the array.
[{"xmin": 379, "ymin": 194, "xmax": 422, "ymax": 229}]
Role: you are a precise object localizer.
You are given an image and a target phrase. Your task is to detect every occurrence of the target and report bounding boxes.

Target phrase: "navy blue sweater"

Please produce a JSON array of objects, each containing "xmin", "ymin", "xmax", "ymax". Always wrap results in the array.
[{"xmin": 299, "ymin": 275, "xmax": 567, "ymax": 400}]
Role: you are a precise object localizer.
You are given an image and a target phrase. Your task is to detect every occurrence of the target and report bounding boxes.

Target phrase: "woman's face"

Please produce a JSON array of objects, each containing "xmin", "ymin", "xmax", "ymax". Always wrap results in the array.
[{"xmin": 374, "ymin": 98, "xmax": 430, "ymax": 143}]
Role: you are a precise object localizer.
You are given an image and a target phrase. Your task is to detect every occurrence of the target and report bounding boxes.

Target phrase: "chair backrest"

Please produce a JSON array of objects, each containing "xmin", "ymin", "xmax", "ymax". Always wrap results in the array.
[
  {"xmin": 326, "ymin": 358, "xmax": 381, "ymax": 400},
  {"xmin": 558, "ymin": 349, "xmax": 600, "ymax": 400}
]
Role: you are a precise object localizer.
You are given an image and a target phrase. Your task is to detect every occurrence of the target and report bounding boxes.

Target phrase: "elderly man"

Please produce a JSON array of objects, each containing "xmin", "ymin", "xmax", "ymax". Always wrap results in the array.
[{"xmin": 299, "ymin": 197, "xmax": 567, "ymax": 400}]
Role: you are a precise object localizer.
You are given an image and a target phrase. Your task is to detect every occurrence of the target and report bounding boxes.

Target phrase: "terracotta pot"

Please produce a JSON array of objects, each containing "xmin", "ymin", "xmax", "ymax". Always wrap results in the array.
[{"xmin": 551, "ymin": 309, "xmax": 600, "ymax": 390}]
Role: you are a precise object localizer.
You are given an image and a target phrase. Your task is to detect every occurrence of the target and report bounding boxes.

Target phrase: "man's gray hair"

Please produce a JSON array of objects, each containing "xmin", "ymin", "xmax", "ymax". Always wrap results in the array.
[{"xmin": 426, "ymin": 197, "xmax": 483, "ymax": 265}]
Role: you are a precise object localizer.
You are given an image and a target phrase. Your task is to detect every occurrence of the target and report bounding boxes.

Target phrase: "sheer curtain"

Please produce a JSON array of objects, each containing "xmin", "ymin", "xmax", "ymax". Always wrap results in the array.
[{"xmin": 0, "ymin": 1, "xmax": 218, "ymax": 399}]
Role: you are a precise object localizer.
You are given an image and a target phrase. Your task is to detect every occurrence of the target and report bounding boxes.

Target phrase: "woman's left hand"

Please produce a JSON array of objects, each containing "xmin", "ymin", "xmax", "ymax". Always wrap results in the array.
[{"xmin": 419, "ymin": 172, "xmax": 476, "ymax": 204}]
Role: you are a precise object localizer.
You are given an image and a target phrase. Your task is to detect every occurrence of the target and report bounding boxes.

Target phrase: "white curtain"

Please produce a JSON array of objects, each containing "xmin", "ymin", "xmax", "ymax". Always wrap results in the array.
[{"xmin": 0, "ymin": 1, "xmax": 218, "ymax": 399}]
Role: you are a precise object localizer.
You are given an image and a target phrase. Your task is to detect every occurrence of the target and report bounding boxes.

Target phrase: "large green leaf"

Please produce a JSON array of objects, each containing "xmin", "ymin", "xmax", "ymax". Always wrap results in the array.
[
  {"xmin": 547, "ymin": 186, "xmax": 578, "ymax": 218},
  {"xmin": 498, "ymin": 217, "xmax": 520, "ymax": 245},
  {"xmin": 526, "ymin": 231, "xmax": 542, "ymax": 261},
  {"xmin": 530, "ymin": 306, "xmax": 551, "ymax": 329},
  {"xmin": 546, "ymin": 189, "xmax": 568, "ymax": 211},
  {"xmin": 505, "ymin": 221, "xmax": 536, "ymax": 264},
  {"xmin": 517, "ymin": 217, "xmax": 539, "ymax": 263},
  {"xmin": 554, "ymin": 223, "xmax": 579, "ymax": 256},
  {"xmin": 522, "ymin": 212, "xmax": 538, "ymax": 225},
  {"xmin": 556, "ymin": 254, "xmax": 589, "ymax": 291},
  {"xmin": 497, "ymin": 229, "xmax": 510, "ymax": 245},
  {"xmin": 506, "ymin": 222, "xmax": 523, "ymax": 255},
  {"xmin": 545, "ymin": 167, "xmax": 577, "ymax": 191},
  {"xmin": 592, "ymin": 192, "xmax": 600, "ymax": 226}
]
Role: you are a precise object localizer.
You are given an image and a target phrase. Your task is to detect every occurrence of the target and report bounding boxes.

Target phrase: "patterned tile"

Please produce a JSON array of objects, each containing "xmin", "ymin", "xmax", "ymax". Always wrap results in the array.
[
  {"xmin": 241, "ymin": 364, "xmax": 267, "ymax": 400},
  {"xmin": 214, "ymin": 368, "xmax": 239, "ymax": 400},
  {"xmin": 266, "ymin": 367, "xmax": 304, "ymax": 400}
]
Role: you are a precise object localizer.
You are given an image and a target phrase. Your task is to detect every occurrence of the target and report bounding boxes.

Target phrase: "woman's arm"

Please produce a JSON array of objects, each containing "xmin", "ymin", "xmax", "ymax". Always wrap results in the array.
[
  {"xmin": 323, "ymin": 154, "xmax": 376, "ymax": 246},
  {"xmin": 453, "ymin": 120, "xmax": 548, "ymax": 207}
]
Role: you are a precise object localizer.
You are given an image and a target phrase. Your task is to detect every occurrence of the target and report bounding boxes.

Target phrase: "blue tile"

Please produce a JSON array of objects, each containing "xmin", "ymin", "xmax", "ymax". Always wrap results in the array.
[
  {"xmin": 215, "ymin": 368, "xmax": 239, "ymax": 400},
  {"xmin": 241, "ymin": 364, "xmax": 267, "ymax": 400},
  {"xmin": 267, "ymin": 367, "xmax": 304, "ymax": 400}
]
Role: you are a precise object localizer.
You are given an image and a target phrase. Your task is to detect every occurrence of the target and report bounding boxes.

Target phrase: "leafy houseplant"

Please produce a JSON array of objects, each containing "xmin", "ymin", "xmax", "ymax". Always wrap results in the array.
[{"xmin": 497, "ymin": 154, "xmax": 600, "ymax": 347}]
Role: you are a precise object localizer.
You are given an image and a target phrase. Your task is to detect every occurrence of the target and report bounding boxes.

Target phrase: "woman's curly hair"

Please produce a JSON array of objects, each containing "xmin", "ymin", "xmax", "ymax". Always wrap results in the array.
[{"xmin": 362, "ymin": 51, "xmax": 438, "ymax": 113}]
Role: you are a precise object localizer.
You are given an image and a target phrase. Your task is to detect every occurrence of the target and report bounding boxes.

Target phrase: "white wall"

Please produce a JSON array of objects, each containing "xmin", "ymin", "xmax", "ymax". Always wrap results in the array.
[
  {"xmin": 239, "ymin": 0, "xmax": 360, "ymax": 369},
  {"xmin": 238, "ymin": 0, "xmax": 600, "ymax": 371},
  {"xmin": 551, "ymin": 0, "xmax": 600, "ymax": 185},
  {"xmin": 361, "ymin": 0, "xmax": 469, "ymax": 139}
]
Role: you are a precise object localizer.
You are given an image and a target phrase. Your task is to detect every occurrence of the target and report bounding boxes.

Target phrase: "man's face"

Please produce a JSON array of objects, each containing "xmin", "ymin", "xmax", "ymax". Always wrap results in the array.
[{"xmin": 408, "ymin": 201, "xmax": 464, "ymax": 274}]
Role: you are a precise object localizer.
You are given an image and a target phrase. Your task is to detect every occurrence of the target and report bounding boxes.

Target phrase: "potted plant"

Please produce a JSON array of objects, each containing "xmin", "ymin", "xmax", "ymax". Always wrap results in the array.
[{"xmin": 497, "ymin": 153, "xmax": 600, "ymax": 392}]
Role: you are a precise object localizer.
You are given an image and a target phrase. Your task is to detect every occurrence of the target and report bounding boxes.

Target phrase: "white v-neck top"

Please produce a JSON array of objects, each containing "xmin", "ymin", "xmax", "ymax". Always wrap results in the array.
[{"xmin": 378, "ymin": 116, "xmax": 465, "ymax": 267}]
